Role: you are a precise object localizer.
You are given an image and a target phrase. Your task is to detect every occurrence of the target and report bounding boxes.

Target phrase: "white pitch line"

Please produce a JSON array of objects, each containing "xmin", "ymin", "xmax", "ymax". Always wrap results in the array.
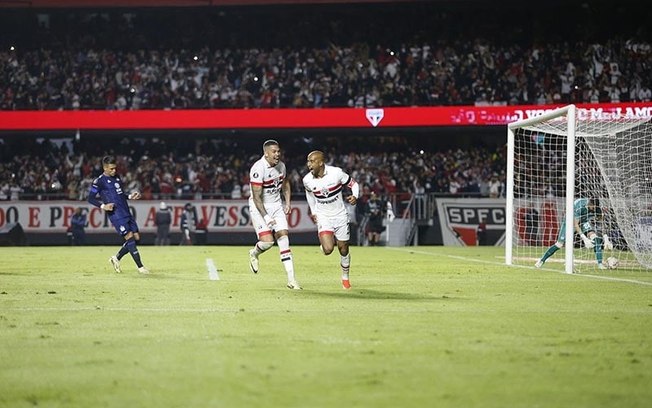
[
  {"xmin": 386, "ymin": 247, "xmax": 652, "ymax": 286},
  {"xmin": 206, "ymin": 258, "xmax": 220, "ymax": 281}
]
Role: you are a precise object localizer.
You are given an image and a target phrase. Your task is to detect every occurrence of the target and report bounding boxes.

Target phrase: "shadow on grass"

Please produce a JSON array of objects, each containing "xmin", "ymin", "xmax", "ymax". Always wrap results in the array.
[{"xmin": 299, "ymin": 288, "xmax": 456, "ymax": 301}]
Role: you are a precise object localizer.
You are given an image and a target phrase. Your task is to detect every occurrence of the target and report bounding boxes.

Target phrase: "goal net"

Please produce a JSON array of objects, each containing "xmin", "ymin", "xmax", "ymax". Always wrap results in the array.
[{"xmin": 506, "ymin": 105, "xmax": 652, "ymax": 274}]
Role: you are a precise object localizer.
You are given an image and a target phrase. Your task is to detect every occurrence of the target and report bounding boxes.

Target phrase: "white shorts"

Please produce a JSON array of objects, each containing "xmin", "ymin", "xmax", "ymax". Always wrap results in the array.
[
  {"xmin": 315, "ymin": 212, "xmax": 350, "ymax": 242},
  {"xmin": 250, "ymin": 204, "xmax": 289, "ymax": 238}
]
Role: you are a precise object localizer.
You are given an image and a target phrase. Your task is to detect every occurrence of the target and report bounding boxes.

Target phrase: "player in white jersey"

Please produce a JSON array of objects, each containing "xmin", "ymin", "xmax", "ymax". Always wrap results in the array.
[
  {"xmin": 303, "ymin": 150, "xmax": 359, "ymax": 289},
  {"xmin": 247, "ymin": 140, "xmax": 300, "ymax": 290}
]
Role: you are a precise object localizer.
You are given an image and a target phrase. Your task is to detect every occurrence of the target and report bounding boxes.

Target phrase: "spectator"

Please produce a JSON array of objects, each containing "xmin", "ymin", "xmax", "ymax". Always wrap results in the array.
[
  {"xmin": 477, "ymin": 217, "xmax": 488, "ymax": 246},
  {"xmin": 180, "ymin": 202, "xmax": 197, "ymax": 245},
  {"xmin": 638, "ymin": 86, "xmax": 652, "ymax": 102},
  {"xmin": 70, "ymin": 207, "xmax": 86, "ymax": 246},
  {"xmin": 195, "ymin": 217, "xmax": 208, "ymax": 245},
  {"xmin": 154, "ymin": 201, "xmax": 172, "ymax": 246},
  {"xmin": 0, "ymin": 5, "xmax": 649, "ymax": 111},
  {"xmin": 363, "ymin": 191, "xmax": 386, "ymax": 246},
  {"xmin": 489, "ymin": 174, "xmax": 503, "ymax": 198}
]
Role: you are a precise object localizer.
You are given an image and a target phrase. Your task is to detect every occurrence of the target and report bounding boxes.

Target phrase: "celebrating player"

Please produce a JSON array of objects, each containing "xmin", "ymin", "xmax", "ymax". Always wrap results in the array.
[
  {"xmin": 247, "ymin": 140, "xmax": 301, "ymax": 290},
  {"xmin": 88, "ymin": 155, "xmax": 150, "ymax": 274},
  {"xmin": 535, "ymin": 197, "xmax": 612, "ymax": 269},
  {"xmin": 303, "ymin": 150, "xmax": 359, "ymax": 289}
]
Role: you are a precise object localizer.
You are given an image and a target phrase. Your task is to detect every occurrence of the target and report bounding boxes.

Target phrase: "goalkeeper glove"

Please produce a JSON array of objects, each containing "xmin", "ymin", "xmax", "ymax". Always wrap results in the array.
[
  {"xmin": 603, "ymin": 234, "xmax": 614, "ymax": 251},
  {"xmin": 580, "ymin": 234, "xmax": 594, "ymax": 249}
]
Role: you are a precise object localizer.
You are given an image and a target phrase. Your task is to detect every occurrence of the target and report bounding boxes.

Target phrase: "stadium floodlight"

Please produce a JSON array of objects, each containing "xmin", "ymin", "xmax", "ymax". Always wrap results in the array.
[{"xmin": 506, "ymin": 104, "xmax": 652, "ymax": 273}]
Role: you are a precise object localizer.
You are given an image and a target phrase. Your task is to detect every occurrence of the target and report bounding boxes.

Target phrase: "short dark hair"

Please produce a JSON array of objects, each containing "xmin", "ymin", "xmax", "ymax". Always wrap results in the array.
[
  {"xmin": 263, "ymin": 139, "xmax": 279, "ymax": 151},
  {"xmin": 102, "ymin": 155, "xmax": 116, "ymax": 166},
  {"xmin": 588, "ymin": 197, "xmax": 600, "ymax": 208}
]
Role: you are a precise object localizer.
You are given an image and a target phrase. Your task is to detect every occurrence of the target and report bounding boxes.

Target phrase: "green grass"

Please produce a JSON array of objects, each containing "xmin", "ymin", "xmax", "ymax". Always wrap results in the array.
[{"xmin": 1, "ymin": 245, "xmax": 651, "ymax": 408}]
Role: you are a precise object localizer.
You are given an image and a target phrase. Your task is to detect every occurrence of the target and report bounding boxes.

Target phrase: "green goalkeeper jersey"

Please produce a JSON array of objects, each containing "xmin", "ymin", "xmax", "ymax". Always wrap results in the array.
[
  {"xmin": 574, "ymin": 198, "xmax": 601, "ymax": 234},
  {"xmin": 558, "ymin": 198, "xmax": 599, "ymax": 241}
]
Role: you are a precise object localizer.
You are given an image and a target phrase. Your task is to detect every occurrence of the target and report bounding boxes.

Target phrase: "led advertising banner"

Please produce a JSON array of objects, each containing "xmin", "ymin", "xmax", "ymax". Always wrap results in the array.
[{"xmin": 1, "ymin": 103, "xmax": 650, "ymax": 130}]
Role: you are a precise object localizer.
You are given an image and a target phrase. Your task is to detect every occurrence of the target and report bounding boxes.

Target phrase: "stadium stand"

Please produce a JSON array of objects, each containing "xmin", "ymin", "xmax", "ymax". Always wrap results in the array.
[
  {"xmin": 0, "ymin": 2, "xmax": 649, "ymax": 110},
  {"xmin": 0, "ymin": 135, "xmax": 506, "ymax": 203},
  {"xmin": 0, "ymin": 1, "xmax": 647, "ymax": 204}
]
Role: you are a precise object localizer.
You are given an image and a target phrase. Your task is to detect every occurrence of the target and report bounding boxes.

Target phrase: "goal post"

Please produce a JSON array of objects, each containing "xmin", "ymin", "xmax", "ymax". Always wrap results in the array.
[
  {"xmin": 506, "ymin": 105, "xmax": 577, "ymax": 273},
  {"xmin": 506, "ymin": 104, "xmax": 652, "ymax": 273}
]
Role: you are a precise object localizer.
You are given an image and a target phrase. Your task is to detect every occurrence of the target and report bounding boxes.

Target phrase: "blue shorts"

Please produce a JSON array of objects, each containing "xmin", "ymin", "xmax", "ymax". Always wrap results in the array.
[{"xmin": 110, "ymin": 216, "xmax": 140, "ymax": 237}]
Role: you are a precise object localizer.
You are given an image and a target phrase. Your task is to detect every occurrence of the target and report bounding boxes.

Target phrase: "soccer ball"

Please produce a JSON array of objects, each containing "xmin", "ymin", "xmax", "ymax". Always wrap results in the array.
[{"xmin": 606, "ymin": 256, "xmax": 619, "ymax": 269}]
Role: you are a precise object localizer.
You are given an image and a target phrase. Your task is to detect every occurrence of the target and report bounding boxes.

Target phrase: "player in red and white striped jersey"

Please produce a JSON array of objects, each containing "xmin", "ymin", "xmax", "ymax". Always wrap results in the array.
[
  {"xmin": 247, "ymin": 140, "xmax": 300, "ymax": 290},
  {"xmin": 302, "ymin": 150, "xmax": 359, "ymax": 289}
]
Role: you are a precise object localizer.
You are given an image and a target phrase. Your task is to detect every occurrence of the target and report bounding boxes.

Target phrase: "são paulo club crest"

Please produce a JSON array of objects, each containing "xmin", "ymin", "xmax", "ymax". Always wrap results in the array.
[{"xmin": 365, "ymin": 108, "xmax": 384, "ymax": 127}]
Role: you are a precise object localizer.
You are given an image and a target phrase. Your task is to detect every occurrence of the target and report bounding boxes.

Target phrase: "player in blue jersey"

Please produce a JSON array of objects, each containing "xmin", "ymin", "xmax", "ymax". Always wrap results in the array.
[
  {"xmin": 535, "ymin": 197, "xmax": 612, "ymax": 270},
  {"xmin": 88, "ymin": 155, "xmax": 150, "ymax": 274}
]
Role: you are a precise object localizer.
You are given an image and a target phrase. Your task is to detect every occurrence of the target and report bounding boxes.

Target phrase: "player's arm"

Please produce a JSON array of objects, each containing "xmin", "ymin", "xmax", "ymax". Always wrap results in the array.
[
  {"xmin": 304, "ymin": 187, "xmax": 318, "ymax": 223},
  {"xmin": 281, "ymin": 177, "xmax": 292, "ymax": 215},
  {"xmin": 251, "ymin": 183, "xmax": 275, "ymax": 228},
  {"xmin": 251, "ymin": 183, "xmax": 267, "ymax": 216},
  {"xmin": 88, "ymin": 181, "xmax": 114, "ymax": 211},
  {"xmin": 249, "ymin": 161, "xmax": 275, "ymax": 227},
  {"xmin": 344, "ymin": 175, "xmax": 359, "ymax": 205},
  {"xmin": 573, "ymin": 217, "xmax": 583, "ymax": 235},
  {"xmin": 574, "ymin": 214, "xmax": 594, "ymax": 248}
]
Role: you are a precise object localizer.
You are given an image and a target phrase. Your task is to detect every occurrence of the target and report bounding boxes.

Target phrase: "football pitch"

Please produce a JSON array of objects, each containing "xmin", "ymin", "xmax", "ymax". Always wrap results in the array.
[{"xmin": 1, "ymin": 245, "xmax": 650, "ymax": 408}]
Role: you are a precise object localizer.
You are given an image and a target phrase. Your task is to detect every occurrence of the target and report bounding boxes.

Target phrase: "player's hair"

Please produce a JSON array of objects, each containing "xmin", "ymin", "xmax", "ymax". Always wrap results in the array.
[
  {"xmin": 262, "ymin": 139, "xmax": 279, "ymax": 151},
  {"xmin": 307, "ymin": 150, "xmax": 325, "ymax": 160},
  {"xmin": 588, "ymin": 197, "xmax": 600, "ymax": 210},
  {"xmin": 102, "ymin": 155, "xmax": 117, "ymax": 166}
]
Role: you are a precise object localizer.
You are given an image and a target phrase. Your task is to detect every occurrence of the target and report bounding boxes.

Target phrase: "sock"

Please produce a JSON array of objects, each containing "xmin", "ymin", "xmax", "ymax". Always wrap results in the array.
[
  {"xmin": 117, "ymin": 242, "xmax": 129, "ymax": 260},
  {"xmin": 253, "ymin": 240, "xmax": 274, "ymax": 255},
  {"xmin": 340, "ymin": 253, "xmax": 350, "ymax": 280},
  {"xmin": 594, "ymin": 236, "xmax": 603, "ymax": 264},
  {"xmin": 541, "ymin": 245, "xmax": 559, "ymax": 263},
  {"xmin": 277, "ymin": 235, "xmax": 295, "ymax": 282},
  {"xmin": 125, "ymin": 238, "xmax": 143, "ymax": 268}
]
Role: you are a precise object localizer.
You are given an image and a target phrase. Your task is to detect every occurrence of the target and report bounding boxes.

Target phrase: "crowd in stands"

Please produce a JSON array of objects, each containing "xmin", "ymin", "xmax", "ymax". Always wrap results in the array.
[
  {"xmin": 0, "ymin": 135, "xmax": 506, "ymax": 203},
  {"xmin": 1, "ymin": 2, "xmax": 646, "ymax": 212},
  {"xmin": 0, "ymin": 3, "xmax": 650, "ymax": 110}
]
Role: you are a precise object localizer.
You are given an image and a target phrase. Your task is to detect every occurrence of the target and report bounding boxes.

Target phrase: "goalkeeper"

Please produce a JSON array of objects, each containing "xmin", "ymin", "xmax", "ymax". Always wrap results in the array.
[{"xmin": 535, "ymin": 198, "xmax": 613, "ymax": 269}]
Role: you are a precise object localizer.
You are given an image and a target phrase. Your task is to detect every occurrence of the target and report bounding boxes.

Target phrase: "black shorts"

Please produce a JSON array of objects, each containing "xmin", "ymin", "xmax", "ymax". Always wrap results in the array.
[{"xmin": 367, "ymin": 219, "xmax": 384, "ymax": 233}]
